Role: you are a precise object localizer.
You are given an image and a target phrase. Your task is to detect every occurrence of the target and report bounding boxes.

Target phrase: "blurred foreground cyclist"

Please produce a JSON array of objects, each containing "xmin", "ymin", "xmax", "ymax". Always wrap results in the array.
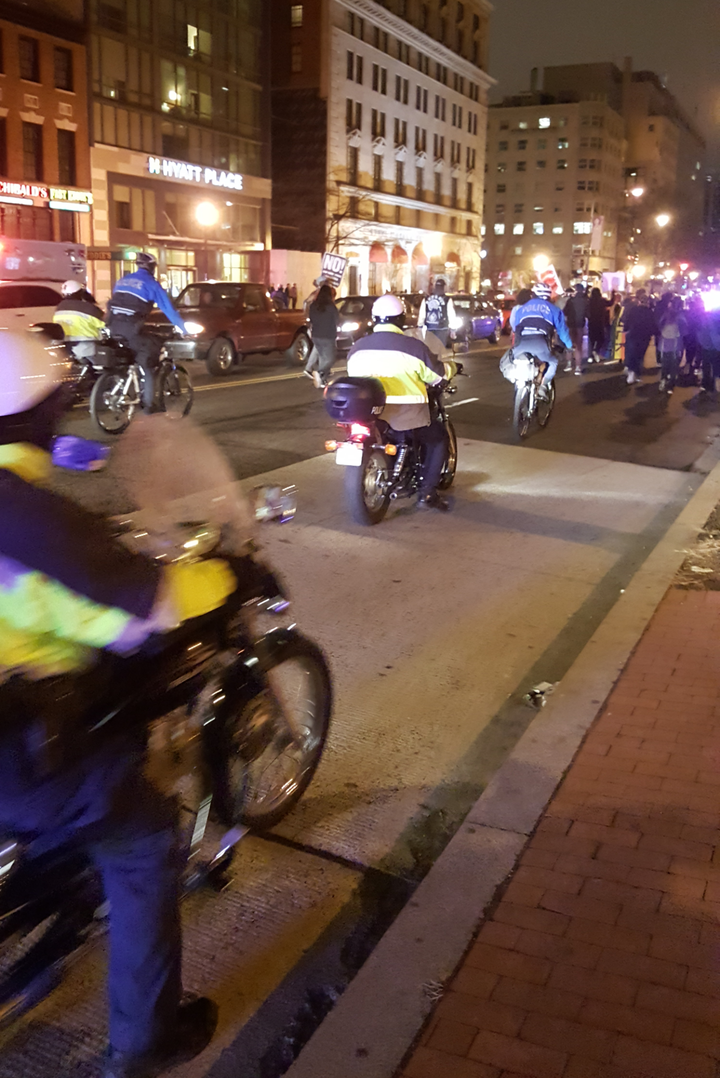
[
  {"xmin": 347, "ymin": 294, "xmax": 457, "ymax": 511},
  {"xmin": 0, "ymin": 331, "xmax": 236, "ymax": 1077}
]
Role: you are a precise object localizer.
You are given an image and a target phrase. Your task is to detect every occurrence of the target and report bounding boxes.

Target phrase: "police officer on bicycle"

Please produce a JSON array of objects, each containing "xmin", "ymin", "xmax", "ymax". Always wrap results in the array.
[
  {"xmin": 106, "ymin": 253, "xmax": 187, "ymax": 413},
  {"xmin": 510, "ymin": 282, "xmax": 573, "ymax": 394}
]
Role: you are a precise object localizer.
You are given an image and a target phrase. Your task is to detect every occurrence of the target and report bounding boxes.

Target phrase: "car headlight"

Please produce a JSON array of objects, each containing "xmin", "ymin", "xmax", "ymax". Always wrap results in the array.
[
  {"xmin": 340, "ymin": 321, "xmax": 360, "ymax": 333},
  {"xmin": 450, "ymin": 316, "xmax": 465, "ymax": 331},
  {"xmin": 183, "ymin": 321, "xmax": 205, "ymax": 336}
]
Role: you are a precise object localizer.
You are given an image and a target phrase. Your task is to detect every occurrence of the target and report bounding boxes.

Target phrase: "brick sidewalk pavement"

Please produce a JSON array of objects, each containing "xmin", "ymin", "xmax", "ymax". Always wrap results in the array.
[{"xmin": 399, "ymin": 588, "xmax": 720, "ymax": 1078}]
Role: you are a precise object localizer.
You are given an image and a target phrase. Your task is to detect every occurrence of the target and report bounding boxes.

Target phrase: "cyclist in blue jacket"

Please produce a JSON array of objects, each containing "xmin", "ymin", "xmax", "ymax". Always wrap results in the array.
[
  {"xmin": 106, "ymin": 253, "xmax": 187, "ymax": 412},
  {"xmin": 510, "ymin": 282, "xmax": 573, "ymax": 392}
]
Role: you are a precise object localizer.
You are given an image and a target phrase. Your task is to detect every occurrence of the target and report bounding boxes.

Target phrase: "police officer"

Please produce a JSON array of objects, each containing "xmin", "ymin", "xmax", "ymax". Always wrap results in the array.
[
  {"xmin": 347, "ymin": 294, "xmax": 457, "ymax": 511},
  {"xmin": 417, "ymin": 277, "xmax": 458, "ymax": 350},
  {"xmin": 106, "ymin": 253, "xmax": 187, "ymax": 412},
  {"xmin": 0, "ymin": 331, "xmax": 238, "ymax": 1076},
  {"xmin": 53, "ymin": 279, "xmax": 105, "ymax": 360},
  {"xmin": 510, "ymin": 282, "xmax": 573, "ymax": 393}
]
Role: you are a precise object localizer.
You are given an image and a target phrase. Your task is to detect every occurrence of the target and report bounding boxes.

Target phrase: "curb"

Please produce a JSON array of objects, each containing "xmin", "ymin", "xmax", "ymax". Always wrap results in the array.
[{"xmin": 282, "ymin": 453, "xmax": 720, "ymax": 1078}]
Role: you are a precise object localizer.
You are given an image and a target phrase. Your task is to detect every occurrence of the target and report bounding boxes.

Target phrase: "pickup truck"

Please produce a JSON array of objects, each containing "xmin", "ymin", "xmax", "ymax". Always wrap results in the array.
[{"xmin": 147, "ymin": 281, "xmax": 311, "ymax": 376}]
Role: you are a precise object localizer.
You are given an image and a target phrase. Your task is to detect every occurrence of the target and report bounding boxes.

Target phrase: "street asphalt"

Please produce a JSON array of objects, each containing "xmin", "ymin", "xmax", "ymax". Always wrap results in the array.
[{"xmin": 4, "ymin": 340, "xmax": 720, "ymax": 1077}]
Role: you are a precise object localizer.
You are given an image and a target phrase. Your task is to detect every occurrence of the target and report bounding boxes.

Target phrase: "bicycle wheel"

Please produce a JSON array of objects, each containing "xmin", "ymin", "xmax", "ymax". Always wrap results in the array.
[
  {"xmin": 513, "ymin": 384, "xmax": 532, "ymax": 440},
  {"xmin": 159, "ymin": 364, "xmax": 194, "ymax": 418},
  {"xmin": 537, "ymin": 381, "xmax": 556, "ymax": 429},
  {"xmin": 89, "ymin": 371, "xmax": 135, "ymax": 435},
  {"xmin": 219, "ymin": 634, "xmax": 332, "ymax": 830}
]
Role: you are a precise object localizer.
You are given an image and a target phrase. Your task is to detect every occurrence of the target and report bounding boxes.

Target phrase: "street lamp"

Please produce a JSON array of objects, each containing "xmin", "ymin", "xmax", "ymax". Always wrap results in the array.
[
  {"xmin": 533, "ymin": 254, "xmax": 550, "ymax": 273},
  {"xmin": 196, "ymin": 201, "xmax": 219, "ymax": 280},
  {"xmin": 630, "ymin": 186, "xmax": 645, "ymax": 199}
]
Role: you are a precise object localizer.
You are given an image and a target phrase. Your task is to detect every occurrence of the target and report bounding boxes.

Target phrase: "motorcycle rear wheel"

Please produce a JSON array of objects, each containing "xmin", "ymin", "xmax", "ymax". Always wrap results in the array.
[
  {"xmin": 90, "ymin": 371, "xmax": 135, "ymax": 435},
  {"xmin": 345, "ymin": 446, "xmax": 392, "ymax": 525},
  {"xmin": 221, "ymin": 634, "xmax": 332, "ymax": 831},
  {"xmin": 438, "ymin": 419, "xmax": 458, "ymax": 490}
]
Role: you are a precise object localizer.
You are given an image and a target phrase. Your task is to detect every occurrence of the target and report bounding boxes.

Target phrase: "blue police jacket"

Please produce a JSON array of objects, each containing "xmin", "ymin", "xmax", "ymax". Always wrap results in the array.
[
  {"xmin": 108, "ymin": 269, "xmax": 186, "ymax": 332},
  {"xmin": 510, "ymin": 298, "xmax": 573, "ymax": 350}
]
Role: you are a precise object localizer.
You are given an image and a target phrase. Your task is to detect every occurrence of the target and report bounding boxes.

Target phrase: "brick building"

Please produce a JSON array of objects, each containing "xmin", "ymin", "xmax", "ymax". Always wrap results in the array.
[
  {"xmin": 272, "ymin": 0, "xmax": 494, "ymax": 296},
  {"xmin": 0, "ymin": 1, "xmax": 92, "ymax": 247}
]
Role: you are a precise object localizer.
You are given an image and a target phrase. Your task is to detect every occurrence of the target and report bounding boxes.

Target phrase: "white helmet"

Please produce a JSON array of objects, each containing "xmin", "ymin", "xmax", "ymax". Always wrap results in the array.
[
  {"xmin": 61, "ymin": 279, "xmax": 83, "ymax": 297},
  {"xmin": 0, "ymin": 330, "xmax": 71, "ymax": 416},
  {"xmin": 532, "ymin": 282, "xmax": 552, "ymax": 300},
  {"xmin": 372, "ymin": 294, "xmax": 404, "ymax": 322}
]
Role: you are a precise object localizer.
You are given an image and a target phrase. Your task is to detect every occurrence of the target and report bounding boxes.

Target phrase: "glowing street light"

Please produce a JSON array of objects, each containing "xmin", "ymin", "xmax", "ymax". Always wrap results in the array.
[
  {"xmin": 631, "ymin": 264, "xmax": 646, "ymax": 280},
  {"xmin": 196, "ymin": 201, "xmax": 219, "ymax": 228},
  {"xmin": 655, "ymin": 213, "xmax": 671, "ymax": 228},
  {"xmin": 630, "ymin": 186, "xmax": 645, "ymax": 199},
  {"xmin": 533, "ymin": 254, "xmax": 550, "ymax": 273}
]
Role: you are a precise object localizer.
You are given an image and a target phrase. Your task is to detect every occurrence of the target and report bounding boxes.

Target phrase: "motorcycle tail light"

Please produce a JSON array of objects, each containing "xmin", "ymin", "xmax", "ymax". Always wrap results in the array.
[
  {"xmin": 384, "ymin": 444, "xmax": 398, "ymax": 455},
  {"xmin": 325, "ymin": 440, "xmax": 339, "ymax": 451},
  {"xmin": 350, "ymin": 423, "xmax": 371, "ymax": 440}
]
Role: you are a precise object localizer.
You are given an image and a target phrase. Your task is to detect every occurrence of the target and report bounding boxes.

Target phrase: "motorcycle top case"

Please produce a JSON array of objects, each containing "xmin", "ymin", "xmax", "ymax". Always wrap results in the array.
[{"xmin": 324, "ymin": 377, "xmax": 386, "ymax": 424}]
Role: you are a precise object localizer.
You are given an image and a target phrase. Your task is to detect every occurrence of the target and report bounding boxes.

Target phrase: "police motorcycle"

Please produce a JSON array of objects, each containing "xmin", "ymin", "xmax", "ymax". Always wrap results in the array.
[
  {"xmin": 323, "ymin": 356, "xmax": 463, "ymax": 526},
  {"xmin": 31, "ymin": 321, "xmax": 102, "ymax": 403},
  {"xmin": 0, "ymin": 418, "xmax": 331, "ymax": 1029}
]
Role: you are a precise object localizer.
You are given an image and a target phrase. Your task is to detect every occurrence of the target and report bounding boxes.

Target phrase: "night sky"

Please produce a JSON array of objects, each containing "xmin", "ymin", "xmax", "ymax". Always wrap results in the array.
[{"xmin": 488, "ymin": 0, "xmax": 720, "ymax": 168}]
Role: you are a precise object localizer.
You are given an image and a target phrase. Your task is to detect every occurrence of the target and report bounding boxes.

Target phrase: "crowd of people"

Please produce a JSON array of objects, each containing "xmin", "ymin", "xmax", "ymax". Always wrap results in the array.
[
  {"xmin": 531, "ymin": 282, "xmax": 720, "ymax": 396},
  {"xmin": 269, "ymin": 282, "xmax": 299, "ymax": 309}
]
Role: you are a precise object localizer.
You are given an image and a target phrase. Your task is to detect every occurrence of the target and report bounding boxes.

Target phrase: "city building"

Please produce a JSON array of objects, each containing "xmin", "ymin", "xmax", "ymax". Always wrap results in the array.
[
  {"xmin": 272, "ymin": 0, "xmax": 493, "ymax": 296},
  {"xmin": 483, "ymin": 93, "xmax": 625, "ymax": 284},
  {"xmin": 0, "ymin": 1, "xmax": 92, "ymax": 248},
  {"xmin": 86, "ymin": 0, "xmax": 271, "ymax": 299}
]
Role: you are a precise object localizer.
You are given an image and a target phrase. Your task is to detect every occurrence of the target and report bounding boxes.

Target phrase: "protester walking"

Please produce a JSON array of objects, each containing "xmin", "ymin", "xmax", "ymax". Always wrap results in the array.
[
  {"xmin": 624, "ymin": 289, "xmax": 657, "ymax": 385},
  {"xmin": 657, "ymin": 296, "xmax": 689, "ymax": 394},
  {"xmin": 587, "ymin": 287, "xmax": 610, "ymax": 362},
  {"xmin": 563, "ymin": 283, "xmax": 588, "ymax": 375},
  {"xmin": 289, "ymin": 283, "xmax": 298, "ymax": 309},
  {"xmin": 304, "ymin": 284, "xmax": 340, "ymax": 388}
]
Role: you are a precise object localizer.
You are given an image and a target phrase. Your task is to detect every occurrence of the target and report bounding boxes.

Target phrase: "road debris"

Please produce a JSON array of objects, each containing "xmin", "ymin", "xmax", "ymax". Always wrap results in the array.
[{"xmin": 524, "ymin": 681, "xmax": 559, "ymax": 709}]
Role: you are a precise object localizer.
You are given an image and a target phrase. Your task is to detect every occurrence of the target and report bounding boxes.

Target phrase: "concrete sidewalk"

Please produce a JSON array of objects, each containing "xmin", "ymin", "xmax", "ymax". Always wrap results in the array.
[{"xmin": 400, "ymin": 585, "xmax": 720, "ymax": 1078}]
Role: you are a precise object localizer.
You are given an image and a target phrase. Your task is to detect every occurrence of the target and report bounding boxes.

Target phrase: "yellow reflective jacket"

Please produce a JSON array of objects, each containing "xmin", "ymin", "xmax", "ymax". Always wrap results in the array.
[{"xmin": 0, "ymin": 444, "xmax": 236, "ymax": 680}]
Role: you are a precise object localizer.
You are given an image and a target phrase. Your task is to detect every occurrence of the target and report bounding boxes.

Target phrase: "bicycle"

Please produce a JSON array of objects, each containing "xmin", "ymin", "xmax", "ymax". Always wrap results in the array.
[
  {"xmin": 89, "ymin": 334, "xmax": 194, "ymax": 435},
  {"xmin": 511, "ymin": 351, "xmax": 556, "ymax": 440}
]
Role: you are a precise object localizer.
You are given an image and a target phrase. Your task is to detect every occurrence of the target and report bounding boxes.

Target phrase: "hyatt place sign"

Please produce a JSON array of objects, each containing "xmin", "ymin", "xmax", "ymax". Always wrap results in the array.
[{"xmin": 147, "ymin": 156, "xmax": 244, "ymax": 191}]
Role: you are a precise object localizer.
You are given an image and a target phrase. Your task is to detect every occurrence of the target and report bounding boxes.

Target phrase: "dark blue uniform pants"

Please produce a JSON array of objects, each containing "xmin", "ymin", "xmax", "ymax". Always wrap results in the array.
[
  {"xmin": 106, "ymin": 318, "xmax": 162, "ymax": 411},
  {"xmin": 0, "ymin": 730, "xmax": 182, "ymax": 1057},
  {"xmin": 411, "ymin": 421, "xmax": 448, "ymax": 494}
]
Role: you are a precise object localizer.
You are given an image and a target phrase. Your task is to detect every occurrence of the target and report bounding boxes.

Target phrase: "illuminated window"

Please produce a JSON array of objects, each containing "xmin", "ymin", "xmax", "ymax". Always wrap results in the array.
[
  {"xmin": 518, "ymin": 121, "xmax": 528, "ymax": 129},
  {"xmin": 573, "ymin": 221, "xmax": 592, "ymax": 234},
  {"xmin": 513, "ymin": 222, "xmax": 524, "ymax": 234},
  {"xmin": 291, "ymin": 5, "xmax": 303, "ymax": 27},
  {"xmin": 552, "ymin": 225, "xmax": 563, "ymax": 234},
  {"xmin": 538, "ymin": 117, "xmax": 551, "ymax": 129},
  {"xmin": 494, "ymin": 223, "xmax": 505, "ymax": 234},
  {"xmin": 533, "ymin": 222, "xmax": 544, "ymax": 234}
]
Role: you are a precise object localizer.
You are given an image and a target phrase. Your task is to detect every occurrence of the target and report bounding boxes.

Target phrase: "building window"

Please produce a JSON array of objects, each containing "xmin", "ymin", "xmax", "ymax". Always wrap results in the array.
[
  {"xmin": 494, "ymin": 223, "xmax": 505, "ymax": 234},
  {"xmin": 514, "ymin": 203, "xmax": 524, "ymax": 213},
  {"xmin": 115, "ymin": 187, "xmax": 131, "ymax": 229},
  {"xmin": 517, "ymin": 140, "xmax": 527, "ymax": 150},
  {"xmin": 497, "ymin": 162, "xmax": 506, "ymax": 172},
  {"xmin": 371, "ymin": 109, "xmax": 385, "ymax": 138},
  {"xmin": 394, "ymin": 118, "xmax": 407, "ymax": 146},
  {"xmin": 347, "ymin": 51, "xmax": 354, "ymax": 80},
  {"xmin": 373, "ymin": 154, "xmax": 383, "ymax": 190},
  {"xmin": 434, "ymin": 172, "xmax": 442, "ymax": 203},
  {"xmin": 0, "ymin": 118, "xmax": 6, "ymax": 174},
  {"xmin": 22, "ymin": 122, "xmax": 43, "ymax": 180},
  {"xmin": 516, "ymin": 161, "xmax": 526, "ymax": 172},
  {"xmin": 416, "ymin": 167, "xmax": 424, "ymax": 199},
  {"xmin": 557, "ymin": 159, "xmax": 568, "ymax": 170},
  {"xmin": 518, "ymin": 121, "xmax": 528, "ymax": 130},
  {"xmin": 57, "ymin": 128, "xmax": 76, "ymax": 185},
  {"xmin": 537, "ymin": 139, "xmax": 547, "ymax": 150},
  {"xmin": 514, "ymin": 246, "xmax": 523, "ymax": 255},
  {"xmin": 19, "ymin": 36, "xmax": 40, "ymax": 82},
  {"xmin": 291, "ymin": 4, "xmax": 303, "ymax": 26},
  {"xmin": 396, "ymin": 161, "xmax": 405, "ymax": 196},
  {"xmin": 466, "ymin": 182, "xmax": 473, "ymax": 211},
  {"xmin": 536, "ymin": 160, "xmax": 546, "ymax": 169},
  {"xmin": 496, "ymin": 183, "xmax": 506, "ymax": 193},
  {"xmin": 356, "ymin": 56, "xmax": 364, "ymax": 84},
  {"xmin": 552, "ymin": 225, "xmax": 564, "ymax": 234},
  {"xmin": 348, "ymin": 146, "xmax": 359, "ymax": 185},
  {"xmin": 451, "ymin": 177, "xmax": 458, "ymax": 207},
  {"xmin": 513, "ymin": 223, "xmax": 524, "ymax": 234},
  {"xmin": 54, "ymin": 47, "xmax": 73, "ymax": 91},
  {"xmin": 291, "ymin": 44, "xmax": 302, "ymax": 72},
  {"xmin": 533, "ymin": 222, "xmax": 544, "ymax": 234}
]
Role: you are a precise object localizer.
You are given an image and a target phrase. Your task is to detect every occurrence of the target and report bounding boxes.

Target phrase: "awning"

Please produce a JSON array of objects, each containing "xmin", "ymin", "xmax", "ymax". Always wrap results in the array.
[
  {"xmin": 369, "ymin": 243, "xmax": 388, "ymax": 263},
  {"xmin": 412, "ymin": 244, "xmax": 429, "ymax": 265},
  {"xmin": 445, "ymin": 252, "xmax": 461, "ymax": 265},
  {"xmin": 391, "ymin": 244, "xmax": 408, "ymax": 264}
]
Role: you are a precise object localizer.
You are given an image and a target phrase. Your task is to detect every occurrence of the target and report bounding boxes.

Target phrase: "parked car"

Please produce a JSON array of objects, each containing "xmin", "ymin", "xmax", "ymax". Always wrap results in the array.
[
  {"xmin": 335, "ymin": 294, "xmax": 417, "ymax": 353},
  {"xmin": 447, "ymin": 294, "xmax": 502, "ymax": 348},
  {"xmin": 146, "ymin": 282, "xmax": 311, "ymax": 375},
  {"xmin": 0, "ymin": 280, "xmax": 63, "ymax": 331}
]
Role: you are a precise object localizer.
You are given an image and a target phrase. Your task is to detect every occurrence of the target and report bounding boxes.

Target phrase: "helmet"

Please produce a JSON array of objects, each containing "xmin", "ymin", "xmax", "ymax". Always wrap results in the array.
[
  {"xmin": 0, "ymin": 330, "xmax": 71, "ymax": 417},
  {"xmin": 372, "ymin": 294, "xmax": 404, "ymax": 322},
  {"xmin": 61, "ymin": 279, "xmax": 83, "ymax": 297},
  {"xmin": 532, "ymin": 282, "xmax": 552, "ymax": 300},
  {"xmin": 136, "ymin": 252, "xmax": 157, "ymax": 274}
]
